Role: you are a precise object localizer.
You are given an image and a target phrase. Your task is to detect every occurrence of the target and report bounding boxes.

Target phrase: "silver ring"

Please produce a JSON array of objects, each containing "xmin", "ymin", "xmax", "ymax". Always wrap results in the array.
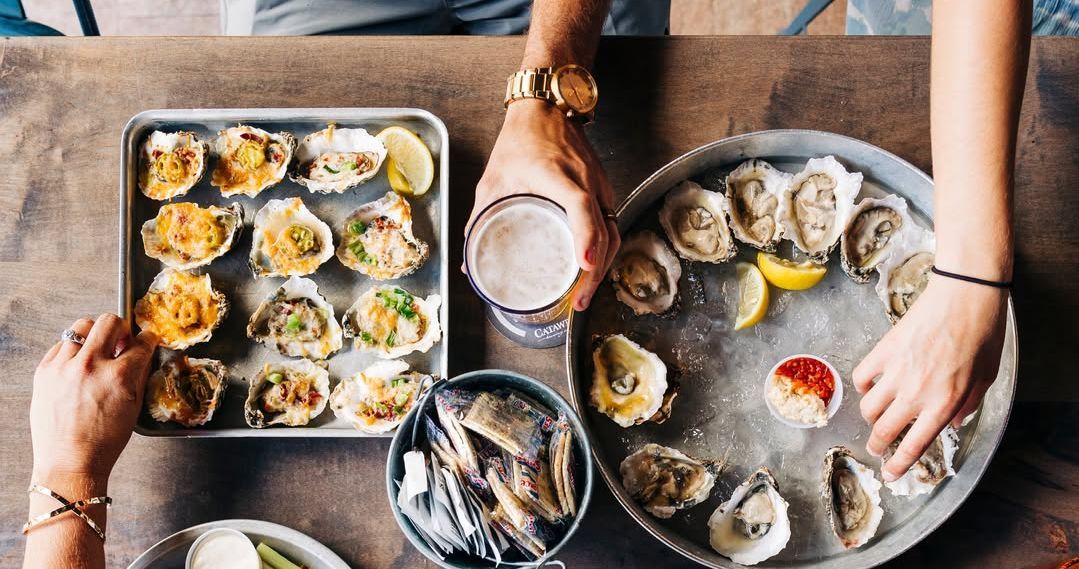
[{"xmin": 61, "ymin": 329, "xmax": 86, "ymax": 345}]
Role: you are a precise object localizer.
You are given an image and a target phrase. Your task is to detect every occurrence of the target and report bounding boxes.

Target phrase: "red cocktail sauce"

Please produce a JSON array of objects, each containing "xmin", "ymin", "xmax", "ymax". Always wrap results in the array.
[{"xmin": 775, "ymin": 357, "xmax": 835, "ymax": 404}]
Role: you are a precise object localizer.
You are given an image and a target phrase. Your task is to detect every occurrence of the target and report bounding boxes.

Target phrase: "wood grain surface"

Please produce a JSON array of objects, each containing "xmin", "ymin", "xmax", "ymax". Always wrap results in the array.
[{"xmin": 0, "ymin": 36, "xmax": 1076, "ymax": 568}]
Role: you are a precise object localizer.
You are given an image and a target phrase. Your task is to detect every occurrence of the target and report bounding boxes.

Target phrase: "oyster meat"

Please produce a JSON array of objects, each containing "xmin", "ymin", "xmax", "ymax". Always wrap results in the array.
[
  {"xmin": 590, "ymin": 334, "xmax": 672, "ymax": 427},
  {"xmin": 724, "ymin": 159, "xmax": 792, "ymax": 252},
  {"xmin": 145, "ymin": 356, "xmax": 230, "ymax": 427},
  {"xmin": 620, "ymin": 443, "xmax": 715, "ymax": 518},
  {"xmin": 134, "ymin": 269, "xmax": 228, "ymax": 351},
  {"xmin": 782, "ymin": 156, "xmax": 861, "ymax": 262},
  {"xmin": 610, "ymin": 231, "xmax": 682, "ymax": 315},
  {"xmin": 341, "ymin": 285, "xmax": 442, "ymax": 358},
  {"xmin": 659, "ymin": 180, "xmax": 737, "ymax": 263},
  {"xmin": 708, "ymin": 467, "xmax": 791, "ymax": 566},
  {"xmin": 884, "ymin": 425, "xmax": 959, "ymax": 497},
  {"xmin": 141, "ymin": 202, "xmax": 244, "ymax": 270},
  {"xmin": 246, "ymin": 276, "xmax": 343, "ymax": 359},
  {"xmin": 249, "ymin": 197, "xmax": 335, "ymax": 278},
  {"xmin": 138, "ymin": 130, "xmax": 208, "ymax": 200},
  {"xmin": 211, "ymin": 125, "xmax": 295, "ymax": 198},
  {"xmin": 336, "ymin": 191, "xmax": 430, "ymax": 280},
  {"xmin": 244, "ymin": 358, "xmax": 330, "ymax": 428},
  {"xmin": 291, "ymin": 125, "xmax": 387, "ymax": 193},
  {"xmin": 822, "ymin": 446, "xmax": 884, "ymax": 549},
  {"xmin": 874, "ymin": 227, "xmax": 936, "ymax": 323},
  {"xmin": 330, "ymin": 360, "xmax": 430, "ymax": 433},
  {"xmin": 841, "ymin": 194, "xmax": 916, "ymax": 283}
]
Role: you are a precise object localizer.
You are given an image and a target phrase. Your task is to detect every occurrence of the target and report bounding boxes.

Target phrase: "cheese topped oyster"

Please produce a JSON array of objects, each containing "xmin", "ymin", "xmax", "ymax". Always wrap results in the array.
[
  {"xmin": 141, "ymin": 202, "xmax": 243, "ymax": 270},
  {"xmin": 291, "ymin": 126, "xmax": 387, "ymax": 193},
  {"xmin": 329, "ymin": 360, "xmax": 431, "ymax": 433},
  {"xmin": 246, "ymin": 276, "xmax": 343, "ymax": 360},
  {"xmin": 145, "ymin": 356, "xmax": 230, "ymax": 428},
  {"xmin": 841, "ymin": 194, "xmax": 916, "ymax": 283},
  {"xmin": 337, "ymin": 191, "xmax": 429, "ymax": 280},
  {"xmin": 874, "ymin": 227, "xmax": 936, "ymax": 323},
  {"xmin": 782, "ymin": 156, "xmax": 861, "ymax": 262},
  {"xmin": 725, "ymin": 159, "xmax": 791, "ymax": 252},
  {"xmin": 620, "ymin": 444, "xmax": 716, "ymax": 519},
  {"xmin": 134, "ymin": 269, "xmax": 228, "ymax": 351},
  {"xmin": 610, "ymin": 231, "xmax": 682, "ymax": 316},
  {"xmin": 884, "ymin": 424, "xmax": 958, "ymax": 497},
  {"xmin": 708, "ymin": 467, "xmax": 791, "ymax": 566},
  {"xmin": 249, "ymin": 198, "xmax": 334, "ymax": 278},
  {"xmin": 341, "ymin": 285, "xmax": 442, "ymax": 359},
  {"xmin": 211, "ymin": 125, "xmax": 295, "ymax": 198},
  {"xmin": 659, "ymin": 180, "xmax": 737, "ymax": 263},
  {"xmin": 590, "ymin": 334, "xmax": 674, "ymax": 427},
  {"xmin": 244, "ymin": 358, "xmax": 330, "ymax": 428},
  {"xmin": 138, "ymin": 131, "xmax": 208, "ymax": 200},
  {"xmin": 822, "ymin": 446, "xmax": 884, "ymax": 549}
]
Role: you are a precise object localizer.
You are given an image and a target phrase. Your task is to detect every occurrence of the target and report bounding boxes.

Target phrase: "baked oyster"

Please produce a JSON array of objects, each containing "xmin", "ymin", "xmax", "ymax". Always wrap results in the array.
[
  {"xmin": 244, "ymin": 358, "xmax": 330, "ymax": 428},
  {"xmin": 134, "ymin": 269, "xmax": 228, "ymax": 351},
  {"xmin": 610, "ymin": 231, "xmax": 682, "ymax": 316},
  {"xmin": 724, "ymin": 159, "xmax": 791, "ymax": 252},
  {"xmin": 336, "ymin": 191, "xmax": 430, "ymax": 280},
  {"xmin": 211, "ymin": 125, "xmax": 295, "ymax": 198},
  {"xmin": 145, "ymin": 356, "xmax": 230, "ymax": 428},
  {"xmin": 620, "ymin": 443, "xmax": 715, "ymax": 518},
  {"xmin": 591, "ymin": 334, "xmax": 675, "ymax": 427},
  {"xmin": 246, "ymin": 276, "xmax": 343, "ymax": 359},
  {"xmin": 659, "ymin": 180, "xmax": 737, "ymax": 263},
  {"xmin": 291, "ymin": 125, "xmax": 387, "ymax": 193},
  {"xmin": 329, "ymin": 360, "xmax": 431, "ymax": 433},
  {"xmin": 874, "ymin": 227, "xmax": 936, "ymax": 323},
  {"xmin": 341, "ymin": 285, "xmax": 442, "ymax": 359},
  {"xmin": 884, "ymin": 424, "xmax": 958, "ymax": 497},
  {"xmin": 822, "ymin": 446, "xmax": 884, "ymax": 549},
  {"xmin": 782, "ymin": 155, "xmax": 861, "ymax": 262},
  {"xmin": 841, "ymin": 194, "xmax": 916, "ymax": 283},
  {"xmin": 138, "ymin": 130, "xmax": 208, "ymax": 200},
  {"xmin": 141, "ymin": 202, "xmax": 243, "ymax": 270},
  {"xmin": 249, "ymin": 197, "xmax": 334, "ymax": 278},
  {"xmin": 708, "ymin": 467, "xmax": 791, "ymax": 566}
]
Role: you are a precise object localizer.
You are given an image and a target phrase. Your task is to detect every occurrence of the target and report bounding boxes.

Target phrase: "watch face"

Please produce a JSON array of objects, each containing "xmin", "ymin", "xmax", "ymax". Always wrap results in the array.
[{"xmin": 553, "ymin": 65, "xmax": 598, "ymax": 114}]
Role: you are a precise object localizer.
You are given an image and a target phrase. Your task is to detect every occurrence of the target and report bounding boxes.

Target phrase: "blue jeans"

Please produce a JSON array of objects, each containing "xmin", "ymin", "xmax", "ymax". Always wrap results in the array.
[{"xmin": 846, "ymin": 0, "xmax": 1079, "ymax": 36}]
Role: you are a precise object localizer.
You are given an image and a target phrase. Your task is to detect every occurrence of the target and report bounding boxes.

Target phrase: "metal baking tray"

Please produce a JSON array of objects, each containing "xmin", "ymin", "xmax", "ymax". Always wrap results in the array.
[
  {"xmin": 566, "ymin": 130, "xmax": 1017, "ymax": 568},
  {"xmin": 120, "ymin": 108, "xmax": 449, "ymax": 438}
]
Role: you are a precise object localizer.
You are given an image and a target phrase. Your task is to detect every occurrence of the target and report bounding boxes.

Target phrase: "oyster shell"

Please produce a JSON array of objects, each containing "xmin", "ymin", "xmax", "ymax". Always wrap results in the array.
[
  {"xmin": 840, "ymin": 194, "xmax": 916, "ymax": 283},
  {"xmin": 884, "ymin": 425, "xmax": 958, "ymax": 497},
  {"xmin": 249, "ymin": 197, "xmax": 335, "ymax": 278},
  {"xmin": 244, "ymin": 358, "xmax": 330, "ymax": 428},
  {"xmin": 141, "ymin": 202, "xmax": 244, "ymax": 270},
  {"xmin": 246, "ymin": 276, "xmax": 343, "ymax": 359},
  {"xmin": 724, "ymin": 159, "xmax": 792, "ymax": 252},
  {"xmin": 134, "ymin": 269, "xmax": 228, "ymax": 351},
  {"xmin": 783, "ymin": 156, "xmax": 861, "ymax": 262},
  {"xmin": 659, "ymin": 180, "xmax": 737, "ymax": 263},
  {"xmin": 822, "ymin": 446, "xmax": 884, "ymax": 549},
  {"xmin": 336, "ymin": 191, "xmax": 430, "ymax": 280},
  {"xmin": 211, "ymin": 125, "xmax": 295, "ymax": 198},
  {"xmin": 610, "ymin": 231, "xmax": 682, "ymax": 315},
  {"xmin": 138, "ymin": 131, "xmax": 208, "ymax": 200},
  {"xmin": 708, "ymin": 467, "xmax": 791, "ymax": 566},
  {"xmin": 590, "ymin": 334, "xmax": 673, "ymax": 427},
  {"xmin": 874, "ymin": 227, "xmax": 936, "ymax": 323},
  {"xmin": 620, "ymin": 443, "xmax": 715, "ymax": 518},
  {"xmin": 145, "ymin": 356, "xmax": 230, "ymax": 427},
  {"xmin": 291, "ymin": 126, "xmax": 387, "ymax": 193},
  {"xmin": 341, "ymin": 285, "xmax": 442, "ymax": 359},
  {"xmin": 329, "ymin": 360, "xmax": 431, "ymax": 433}
]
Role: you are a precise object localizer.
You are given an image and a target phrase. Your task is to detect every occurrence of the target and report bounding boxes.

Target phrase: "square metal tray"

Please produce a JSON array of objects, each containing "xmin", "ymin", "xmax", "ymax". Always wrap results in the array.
[{"xmin": 120, "ymin": 108, "xmax": 449, "ymax": 437}]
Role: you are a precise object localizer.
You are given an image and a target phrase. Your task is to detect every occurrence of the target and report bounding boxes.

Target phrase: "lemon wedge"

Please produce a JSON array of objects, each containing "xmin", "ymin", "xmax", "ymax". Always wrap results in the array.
[
  {"xmin": 376, "ymin": 126, "xmax": 434, "ymax": 196},
  {"xmin": 756, "ymin": 251, "xmax": 827, "ymax": 291},
  {"xmin": 735, "ymin": 262, "xmax": 769, "ymax": 331}
]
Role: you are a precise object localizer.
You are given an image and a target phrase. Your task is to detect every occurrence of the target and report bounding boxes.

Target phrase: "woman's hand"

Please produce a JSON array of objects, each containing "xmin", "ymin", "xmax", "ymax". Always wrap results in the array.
[
  {"xmin": 467, "ymin": 99, "xmax": 619, "ymax": 311},
  {"xmin": 30, "ymin": 314, "xmax": 158, "ymax": 485},
  {"xmin": 853, "ymin": 277, "xmax": 1007, "ymax": 481}
]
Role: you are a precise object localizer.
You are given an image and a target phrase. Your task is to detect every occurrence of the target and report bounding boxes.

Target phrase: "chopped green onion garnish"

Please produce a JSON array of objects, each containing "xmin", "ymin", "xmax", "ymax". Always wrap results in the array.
[
  {"xmin": 348, "ymin": 241, "xmax": 365, "ymax": 257},
  {"xmin": 359, "ymin": 331, "xmax": 374, "ymax": 344},
  {"xmin": 285, "ymin": 313, "xmax": 303, "ymax": 334},
  {"xmin": 323, "ymin": 164, "xmax": 339, "ymax": 174},
  {"xmin": 363, "ymin": 254, "xmax": 377, "ymax": 265},
  {"xmin": 393, "ymin": 405, "xmax": 405, "ymax": 415},
  {"xmin": 267, "ymin": 372, "xmax": 284, "ymax": 385},
  {"xmin": 348, "ymin": 221, "xmax": 366, "ymax": 235},
  {"xmin": 394, "ymin": 391, "xmax": 410, "ymax": 406},
  {"xmin": 343, "ymin": 162, "xmax": 358, "ymax": 171},
  {"xmin": 386, "ymin": 330, "xmax": 397, "ymax": 347},
  {"xmin": 390, "ymin": 378, "xmax": 404, "ymax": 388}
]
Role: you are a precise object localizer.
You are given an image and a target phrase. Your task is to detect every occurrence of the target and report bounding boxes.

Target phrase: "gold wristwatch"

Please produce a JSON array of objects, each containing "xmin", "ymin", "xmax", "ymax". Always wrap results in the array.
[{"xmin": 504, "ymin": 64, "xmax": 599, "ymax": 123}]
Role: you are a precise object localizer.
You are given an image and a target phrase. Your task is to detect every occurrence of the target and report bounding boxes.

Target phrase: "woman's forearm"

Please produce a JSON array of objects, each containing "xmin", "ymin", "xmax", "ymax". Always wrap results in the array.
[
  {"xmin": 23, "ymin": 471, "xmax": 108, "ymax": 569},
  {"xmin": 930, "ymin": 1, "xmax": 1031, "ymax": 281}
]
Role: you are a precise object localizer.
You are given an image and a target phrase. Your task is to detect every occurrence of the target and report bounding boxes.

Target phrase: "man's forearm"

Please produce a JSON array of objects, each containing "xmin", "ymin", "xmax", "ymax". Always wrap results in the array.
[
  {"xmin": 930, "ymin": 2, "xmax": 1031, "ymax": 281},
  {"xmin": 521, "ymin": 0, "xmax": 611, "ymax": 69}
]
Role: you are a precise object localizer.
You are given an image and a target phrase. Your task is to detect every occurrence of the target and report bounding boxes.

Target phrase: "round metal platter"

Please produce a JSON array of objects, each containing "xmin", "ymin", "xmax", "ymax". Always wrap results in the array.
[{"xmin": 565, "ymin": 130, "xmax": 1017, "ymax": 568}]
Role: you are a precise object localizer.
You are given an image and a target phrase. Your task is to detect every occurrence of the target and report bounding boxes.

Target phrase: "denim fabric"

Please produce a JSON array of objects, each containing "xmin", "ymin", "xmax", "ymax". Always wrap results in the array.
[{"xmin": 846, "ymin": 0, "xmax": 1079, "ymax": 36}]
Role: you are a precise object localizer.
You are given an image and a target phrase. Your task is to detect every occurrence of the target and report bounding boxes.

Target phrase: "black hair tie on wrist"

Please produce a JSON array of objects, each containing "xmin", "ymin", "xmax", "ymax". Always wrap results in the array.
[{"xmin": 930, "ymin": 266, "xmax": 1012, "ymax": 289}]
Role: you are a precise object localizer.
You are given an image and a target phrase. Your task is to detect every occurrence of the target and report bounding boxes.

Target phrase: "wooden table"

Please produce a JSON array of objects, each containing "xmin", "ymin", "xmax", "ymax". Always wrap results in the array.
[{"xmin": 0, "ymin": 36, "xmax": 1076, "ymax": 568}]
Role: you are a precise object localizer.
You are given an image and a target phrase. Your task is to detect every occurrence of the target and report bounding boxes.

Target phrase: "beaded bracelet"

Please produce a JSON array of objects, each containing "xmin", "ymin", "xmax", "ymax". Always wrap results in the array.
[
  {"xmin": 931, "ymin": 266, "xmax": 1012, "ymax": 289},
  {"xmin": 22, "ymin": 484, "xmax": 112, "ymax": 541}
]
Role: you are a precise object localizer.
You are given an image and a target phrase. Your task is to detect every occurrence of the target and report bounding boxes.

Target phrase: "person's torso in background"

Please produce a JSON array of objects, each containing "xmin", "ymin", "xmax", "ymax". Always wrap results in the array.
[{"xmin": 846, "ymin": 0, "xmax": 1079, "ymax": 35}]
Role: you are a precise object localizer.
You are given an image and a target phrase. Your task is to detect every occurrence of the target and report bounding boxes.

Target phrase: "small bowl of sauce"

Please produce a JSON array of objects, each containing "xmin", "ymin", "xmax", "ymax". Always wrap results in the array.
[
  {"xmin": 185, "ymin": 528, "xmax": 261, "ymax": 569},
  {"xmin": 763, "ymin": 354, "xmax": 842, "ymax": 429}
]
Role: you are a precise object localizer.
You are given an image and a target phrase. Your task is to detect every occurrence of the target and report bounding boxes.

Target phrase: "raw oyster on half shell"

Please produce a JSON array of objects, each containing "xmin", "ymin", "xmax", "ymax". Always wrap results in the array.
[
  {"xmin": 141, "ymin": 202, "xmax": 243, "ymax": 270},
  {"xmin": 134, "ymin": 268, "xmax": 228, "ymax": 351},
  {"xmin": 708, "ymin": 467, "xmax": 791, "ymax": 566},
  {"xmin": 244, "ymin": 358, "xmax": 330, "ymax": 428},
  {"xmin": 336, "ymin": 191, "xmax": 430, "ymax": 280},
  {"xmin": 874, "ymin": 227, "xmax": 936, "ymax": 323},
  {"xmin": 329, "ymin": 360, "xmax": 431, "ymax": 433},
  {"xmin": 659, "ymin": 180, "xmax": 737, "ymax": 263},
  {"xmin": 590, "ymin": 334, "xmax": 674, "ymax": 427},
  {"xmin": 145, "ymin": 356, "xmax": 230, "ymax": 427},
  {"xmin": 138, "ymin": 130, "xmax": 208, "ymax": 200},
  {"xmin": 841, "ymin": 194, "xmax": 917, "ymax": 283},
  {"xmin": 883, "ymin": 425, "xmax": 958, "ymax": 497},
  {"xmin": 249, "ymin": 197, "xmax": 335, "ymax": 278},
  {"xmin": 620, "ymin": 443, "xmax": 716, "ymax": 518},
  {"xmin": 341, "ymin": 285, "xmax": 442, "ymax": 359},
  {"xmin": 822, "ymin": 446, "xmax": 884, "ymax": 549},
  {"xmin": 782, "ymin": 155, "xmax": 861, "ymax": 262},
  {"xmin": 610, "ymin": 231, "xmax": 682, "ymax": 316},
  {"xmin": 211, "ymin": 125, "xmax": 295, "ymax": 198},
  {"xmin": 246, "ymin": 276, "xmax": 343, "ymax": 359},
  {"xmin": 724, "ymin": 159, "xmax": 791, "ymax": 252}
]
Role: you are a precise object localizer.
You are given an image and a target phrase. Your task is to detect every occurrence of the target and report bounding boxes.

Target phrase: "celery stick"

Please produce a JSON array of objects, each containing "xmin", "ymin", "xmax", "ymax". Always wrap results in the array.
[{"xmin": 256, "ymin": 542, "xmax": 301, "ymax": 569}]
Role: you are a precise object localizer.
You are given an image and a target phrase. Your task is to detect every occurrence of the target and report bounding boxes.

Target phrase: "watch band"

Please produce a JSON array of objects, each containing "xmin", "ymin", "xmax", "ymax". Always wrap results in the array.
[{"xmin": 504, "ymin": 66, "xmax": 557, "ymax": 108}]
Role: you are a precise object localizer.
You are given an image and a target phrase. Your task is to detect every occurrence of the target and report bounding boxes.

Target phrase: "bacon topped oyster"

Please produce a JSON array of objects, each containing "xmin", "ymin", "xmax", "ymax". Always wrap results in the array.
[
  {"xmin": 244, "ymin": 358, "xmax": 330, "ymax": 428},
  {"xmin": 138, "ymin": 131, "xmax": 208, "ymax": 200},
  {"xmin": 291, "ymin": 125, "xmax": 387, "ymax": 194},
  {"xmin": 211, "ymin": 125, "xmax": 294, "ymax": 198},
  {"xmin": 141, "ymin": 202, "xmax": 243, "ymax": 270},
  {"xmin": 134, "ymin": 268, "xmax": 228, "ymax": 351},
  {"xmin": 249, "ymin": 198, "xmax": 334, "ymax": 278},
  {"xmin": 145, "ymin": 356, "xmax": 230, "ymax": 427},
  {"xmin": 341, "ymin": 285, "xmax": 442, "ymax": 359},
  {"xmin": 246, "ymin": 276, "xmax": 343, "ymax": 360},
  {"xmin": 329, "ymin": 360, "xmax": 431, "ymax": 433},
  {"xmin": 336, "ymin": 191, "xmax": 430, "ymax": 280}
]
